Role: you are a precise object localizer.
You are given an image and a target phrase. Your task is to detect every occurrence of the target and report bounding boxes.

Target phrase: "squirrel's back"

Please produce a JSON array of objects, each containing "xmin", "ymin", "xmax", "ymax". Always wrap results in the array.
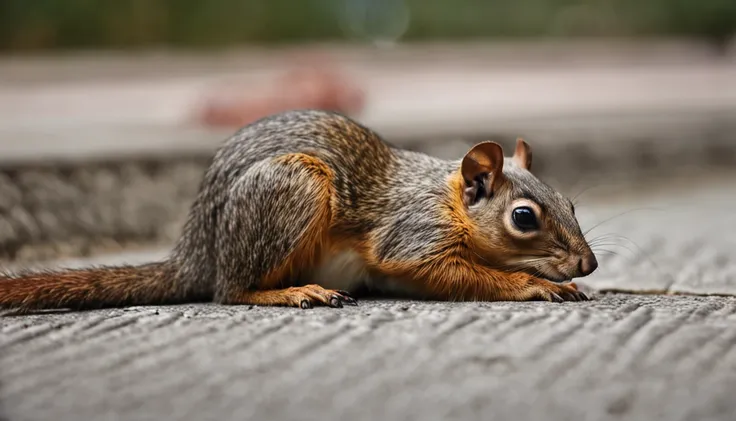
[{"xmin": 170, "ymin": 110, "xmax": 405, "ymax": 295}]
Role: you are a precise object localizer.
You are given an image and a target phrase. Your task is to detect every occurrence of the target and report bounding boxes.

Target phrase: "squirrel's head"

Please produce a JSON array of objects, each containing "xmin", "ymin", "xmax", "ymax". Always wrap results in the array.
[{"xmin": 458, "ymin": 139, "xmax": 597, "ymax": 282}]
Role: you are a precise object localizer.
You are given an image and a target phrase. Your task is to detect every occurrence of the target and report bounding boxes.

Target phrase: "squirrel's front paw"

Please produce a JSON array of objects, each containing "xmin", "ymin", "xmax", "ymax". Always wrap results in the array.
[
  {"xmin": 525, "ymin": 278, "xmax": 589, "ymax": 302},
  {"xmin": 287, "ymin": 285, "xmax": 358, "ymax": 309}
]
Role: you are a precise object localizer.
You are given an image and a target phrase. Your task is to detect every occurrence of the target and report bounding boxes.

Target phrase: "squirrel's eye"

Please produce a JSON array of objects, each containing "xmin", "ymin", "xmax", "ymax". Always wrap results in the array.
[{"xmin": 512, "ymin": 206, "xmax": 538, "ymax": 231}]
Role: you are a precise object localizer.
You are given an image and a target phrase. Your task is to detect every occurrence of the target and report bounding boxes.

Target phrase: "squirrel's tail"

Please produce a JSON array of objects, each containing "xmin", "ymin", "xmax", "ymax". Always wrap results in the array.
[{"xmin": 0, "ymin": 261, "xmax": 185, "ymax": 312}]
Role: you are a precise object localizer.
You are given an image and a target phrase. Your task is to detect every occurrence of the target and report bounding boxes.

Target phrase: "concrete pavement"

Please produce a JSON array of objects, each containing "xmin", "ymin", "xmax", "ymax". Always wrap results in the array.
[
  {"xmin": 2, "ymin": 145, "xmax": 735, "ymax": 421},
  {"xmin": 2, "ymin": 294, "xmax": 736, "ymax": 421}
]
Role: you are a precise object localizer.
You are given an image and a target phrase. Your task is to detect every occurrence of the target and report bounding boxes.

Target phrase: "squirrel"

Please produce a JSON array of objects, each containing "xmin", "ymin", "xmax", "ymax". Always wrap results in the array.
[{"xmin": 0, "ymin": 110, "xmax": 597, "ymax": 312}]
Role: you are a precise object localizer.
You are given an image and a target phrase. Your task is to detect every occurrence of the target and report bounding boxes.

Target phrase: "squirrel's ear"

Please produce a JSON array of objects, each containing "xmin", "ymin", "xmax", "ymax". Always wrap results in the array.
[
  {"xmin": 461, "ymin": 141, "xmax": 505, "ymax": 205},
  {"xmin": 512, "ymin": 138, "xmax": 532, "ymax": 171}
]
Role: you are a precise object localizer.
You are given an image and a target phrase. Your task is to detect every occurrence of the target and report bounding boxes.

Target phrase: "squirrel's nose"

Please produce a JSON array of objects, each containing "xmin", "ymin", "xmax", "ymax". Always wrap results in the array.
[{"xmin": 578, "ymin": 254, "xmax": 598, "ymax": 276}]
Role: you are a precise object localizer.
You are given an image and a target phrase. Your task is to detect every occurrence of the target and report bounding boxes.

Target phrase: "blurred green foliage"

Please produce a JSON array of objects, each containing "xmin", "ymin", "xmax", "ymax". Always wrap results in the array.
[{"xmin": 0, "ymin": 0, "xmax": 733, "ymax": 50}]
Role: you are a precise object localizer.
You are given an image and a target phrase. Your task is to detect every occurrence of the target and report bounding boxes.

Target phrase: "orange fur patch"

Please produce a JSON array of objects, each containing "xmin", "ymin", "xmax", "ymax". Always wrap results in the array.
[
  {"xmin": 229, "ymin": 287, "xmax": 310, "ymax": 307},
  {"xmin": 229, "ymin": 284, "xmax": 351, "ymax": 308},
  {"xmin": 358, "ymin": 169, "xmax": 550, "ymax": 302},
  {"xmin": 258, "ymin": 154, "xmax": 335, "ymax": 290}
]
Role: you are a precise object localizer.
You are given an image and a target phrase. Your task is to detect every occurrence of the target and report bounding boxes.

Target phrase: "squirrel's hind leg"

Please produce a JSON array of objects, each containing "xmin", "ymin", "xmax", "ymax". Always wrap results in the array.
[{"xmin": 213, "ymin": 153, "xmax": 353, "ymax": 308}]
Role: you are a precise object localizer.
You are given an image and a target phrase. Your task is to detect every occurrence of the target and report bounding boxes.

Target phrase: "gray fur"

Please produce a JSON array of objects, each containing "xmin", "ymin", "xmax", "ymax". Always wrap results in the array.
[{"xmin": 166, "ymin": 109, "xmax": 590, "ymax": 302}]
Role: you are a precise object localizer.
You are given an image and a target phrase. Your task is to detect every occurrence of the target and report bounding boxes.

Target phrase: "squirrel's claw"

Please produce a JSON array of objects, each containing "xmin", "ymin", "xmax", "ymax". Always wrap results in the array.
[
  {"xmin": 528, "ymin": 278, "xmax": 590, "ymax": 303},
  {"xmin": 342, "ymin": 297, "xmax": 358, "ymax": 306},
  {"xmin": 335, "ymin": 289, "xmax": 355, "ymax": 299},
  {"xmin": 562, "ymin": 282, "xmax": 590, "ymax": 301},
  {"xmin": 329, "ymin": 295, "xmax": 344, "ymax": 308},
  {"xmin": 292, "ymin": 284, "xmax": 358, "ymax": 309},
  {"xmin": 334, "ymin": 290, "xmax": 358, "ymax": 306}
]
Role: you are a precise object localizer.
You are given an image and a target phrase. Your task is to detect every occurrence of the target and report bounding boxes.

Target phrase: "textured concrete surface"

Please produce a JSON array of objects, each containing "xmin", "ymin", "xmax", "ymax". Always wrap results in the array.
[
  {"xmin": 0, "ymin": 158, "xmax": 208, "ymax": 263},
  {"xmin": 2, "ymin": 295, "xmax": 736, "ymax": 421},
  {"xmin": 575, "ymin": 175, "xmax": 736, "ymax": 296}
]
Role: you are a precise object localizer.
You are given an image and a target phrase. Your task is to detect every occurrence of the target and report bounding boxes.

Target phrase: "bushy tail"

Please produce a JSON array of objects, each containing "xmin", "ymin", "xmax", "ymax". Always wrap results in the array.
[{"xmin": 0, "ymin": 261, "xmax": 183, "ymax": 312}]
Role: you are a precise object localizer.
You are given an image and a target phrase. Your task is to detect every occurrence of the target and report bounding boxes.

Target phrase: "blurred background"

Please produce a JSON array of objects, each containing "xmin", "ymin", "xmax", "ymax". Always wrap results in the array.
[
  {"xmin": 0, "ymin": 0, "xmax": 734, "ymax": 279},
  {"xmin": 1, "ymin": 0, "xmax": 734, "ymax": 49}
]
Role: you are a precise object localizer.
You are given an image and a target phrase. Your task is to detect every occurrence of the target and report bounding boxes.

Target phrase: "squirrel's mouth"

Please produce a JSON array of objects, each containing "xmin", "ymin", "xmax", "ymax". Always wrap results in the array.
[
  {"xmin": 532, "ymin": 267, "xmax": 571, "ymax": 283},
  {"xmin": 515, "ymin": 260, "xmax": 575, "ymax": 283},
  {"xmin": 544, "ymin": 275, "xmax": 571, "ymax": 283}
]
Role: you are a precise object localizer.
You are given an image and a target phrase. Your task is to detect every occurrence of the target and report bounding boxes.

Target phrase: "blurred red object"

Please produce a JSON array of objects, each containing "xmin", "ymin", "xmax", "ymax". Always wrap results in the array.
[{"xmin": 198, "ymin": 60, "xmax": 366, "ymax": 128}]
